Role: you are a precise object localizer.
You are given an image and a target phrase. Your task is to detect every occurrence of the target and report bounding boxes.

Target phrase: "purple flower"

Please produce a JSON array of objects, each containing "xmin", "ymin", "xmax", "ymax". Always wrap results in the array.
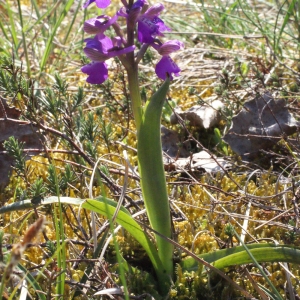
[
  {"xmin": 117, "ymin": 0, "xmax": 146, "ymax": 18},
  {"xmin": 83, "ymin": 0, "xmax": 110, "ymax": 9},
  {"xmin": 84, "ymin": 34, "xmax": 135, "ymax": 62},
  {"xmin": 81, "ymin": 62, "xmax": 108, "ymax": 84},
  {"xmin": 132, "ymin": 0, "xmax": 147, "ymax": 10},
  {"xmin": 81, "ymin": 0, "xmax": 184, "ymax": 83},
  {"xmin": 117, "ymin": 0, "xmax": 146, "ymax": 29},
  {"xmin": 117, "ymin": 1, "xmax": 170, "ymax": 43},
  {"xmin": 84, "ymin": 15, "xmax": 118, "ymax": 35},
  {"xmin": 152, "ymin": 40, "xmax": 183, "ymax": 80},
  {"xmin": 137, "ymin": 16, "xmax": 160, "ymax": 43},
  {"xmin": 82, "ymin": 34, "xmax": 135, "ymax": 84},
  {"xmin": 143, "ymin": 3, "xmax": 165, "ymax": 17},
  {"xmin": 155, "ymin": 56, "xmax": 181, "ymax": 80},
  {"xmin": 137, "ymin": 3, "xmax": 170, "ymax": 43},
  {"xmin": 152, "ymin": 40, "xmax": 184, "ymax": 55}
]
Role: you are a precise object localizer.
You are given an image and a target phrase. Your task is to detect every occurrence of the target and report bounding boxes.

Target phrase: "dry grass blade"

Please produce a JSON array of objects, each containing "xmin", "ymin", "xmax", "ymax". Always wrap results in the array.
[{"xmin": 244, "ymin": 268, "xmax": 269, "ymax": 300}]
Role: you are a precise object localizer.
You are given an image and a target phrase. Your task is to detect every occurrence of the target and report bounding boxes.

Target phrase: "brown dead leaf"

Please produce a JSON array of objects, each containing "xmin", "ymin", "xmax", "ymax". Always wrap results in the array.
[
  {"xmin": 223, "ymin": 92, "xmax": 299, "ymax": 159},
  {"xmin": 0, "ymin": 98, "xmax": 43, "ymax": 190}
]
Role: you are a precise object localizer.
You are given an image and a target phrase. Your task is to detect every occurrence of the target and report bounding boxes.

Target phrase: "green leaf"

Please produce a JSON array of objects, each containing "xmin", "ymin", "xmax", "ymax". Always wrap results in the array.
[
  {"xmin": 214, "ymin": 246, "xmax": 300, "ymax": 269},
  {"xmin": 181, "ymin": 243, "xmax": 300, "ymax": 272},
  {"xmin": 82, "ymin": 198, "xmax": 166, "ymax": 281},
  {"xmin": 214, "ymin": 128, "xmax": 228, "ymax": 155},
  {"xmin": 137, "ymin": 78, "xmax": 173, "ymax": 285}
]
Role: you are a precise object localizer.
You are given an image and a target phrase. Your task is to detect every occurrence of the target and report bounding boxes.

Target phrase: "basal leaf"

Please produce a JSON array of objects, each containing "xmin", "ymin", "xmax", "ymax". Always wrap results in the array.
[{"xmin": 181, "ymin": 243, "xmax": 300, "ymax": 272}]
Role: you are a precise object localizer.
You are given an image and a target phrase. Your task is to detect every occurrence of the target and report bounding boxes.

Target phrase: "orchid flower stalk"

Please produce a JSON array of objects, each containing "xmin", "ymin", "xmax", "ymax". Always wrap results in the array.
[{"xmin": 81, "ymin": 0, "xmax": 183, "ymax": 293}]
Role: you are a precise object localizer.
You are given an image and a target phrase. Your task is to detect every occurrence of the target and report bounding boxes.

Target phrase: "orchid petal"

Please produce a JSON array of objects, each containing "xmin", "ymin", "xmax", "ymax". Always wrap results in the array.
[
  {"xmin": 158, "ymin": 40, "xmax": 184, "ymax": 56},
  {"xmin": 154, "ymin": 17, "xmax": 170, "ymax": 34},
  {"xmin": 84, "ymin": 15, "xmax": 117, "ymax": 34},
  {"xmin": 84, "ymin": 48, "xmax": 109, "ymax": 62},
  {"xmin": 95, "ymin": 0, "xmax": 110, "ymax": 8},
  {"xmin": 117, "ymin": 0, "xmax": 145, "ymax": 19},
  {"xmin": 155, "ymin": 56, "xmax": 180, "ymax": 80},
  {"xmin": 145, "ymin": 3, "xmax": 164, "ymax": 18},
  {"xmin": 137, "ymin": 16, "xmax": 158, "ymax": 43},
  {"xmin": 117, "ymin": 6, "xmax": 128, "ymax": 18},
  {"xmin": 85, "ymin": 37, "xmax": 103, "ymax": 51},
  {"xmin": 81, "ymin": 62, "xmax": 108, "ymax": 84},
  {"xmin": 97, "ymin": 34, "xmax": 114, "ymax": 53},
  {"xmin": 107, "ymin": 45, "xmax": 135, "ymax": 58},
  {"xmin": 84, "ymin": 42, "xmax": 135, "ymax": 61},
  {"xmin": 84, "ymin": 35, "xmax": 113, "ymax": 55}
]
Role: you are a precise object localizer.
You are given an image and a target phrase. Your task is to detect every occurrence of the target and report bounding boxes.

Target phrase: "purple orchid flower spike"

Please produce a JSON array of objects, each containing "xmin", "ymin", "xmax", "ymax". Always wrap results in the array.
[
  {"xmin": 81, "ymin": 0, "xmax": 183, "ymax": 84},
  {"xmin": 83, "ymin": 0, "xmax": 110, "ymax": 9}
]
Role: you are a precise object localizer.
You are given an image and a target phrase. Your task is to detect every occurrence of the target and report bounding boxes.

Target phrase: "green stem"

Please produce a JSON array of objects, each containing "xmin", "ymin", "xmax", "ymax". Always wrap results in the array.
[
  {"xmin": 126, "ymin": 65, "xmax": 143, "ymax": 132},
  {"xmin": 125, "ymin": 13, "xmax": 172, "ymax": 293}
]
